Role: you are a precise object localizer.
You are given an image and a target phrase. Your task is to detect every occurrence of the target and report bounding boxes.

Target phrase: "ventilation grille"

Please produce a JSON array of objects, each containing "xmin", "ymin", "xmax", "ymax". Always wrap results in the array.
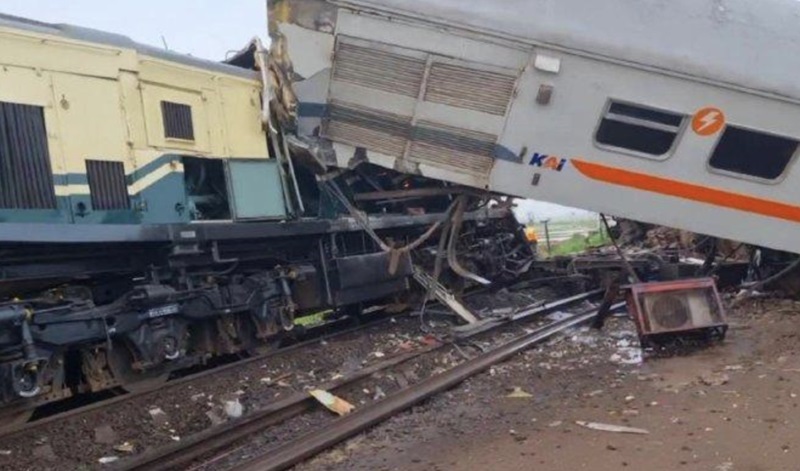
[
  {"xmin": 86, "ymin": 160, "xmax": 130, "ymax": 210},
  {"xmin": 324, "ymin": 102, "xmax": 497, "ymax": 175},
  {"xmin": 424, "ymin": 63, "xmax": 516, "ymax": 116},
  {"xmin": 333, "ymin": 43, "xmax": 426, "ymax": 97},
  {"xmin": 409, "ymin": 121, "xmax": 496, "ymax": 175},
  {"xmin": 161, "ymin": 101, "xmax": 194, "ymax": 140},
  {"xmin": 0, "ymin": 101, "xmax": 57, "ymax": 209},
  {"xmin": 325, "ymin": 101, "xmax": 411, "ymax": 157}
]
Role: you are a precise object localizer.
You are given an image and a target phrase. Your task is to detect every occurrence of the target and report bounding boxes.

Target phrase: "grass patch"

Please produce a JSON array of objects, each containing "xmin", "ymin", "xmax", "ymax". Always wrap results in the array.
[
  {"xmin": 294, "ymin": 310, "xmax": 330, "ymax": 327},
  {"xmin": 546, "ymin": 229, "xmax": 610, "ymax": 256}
]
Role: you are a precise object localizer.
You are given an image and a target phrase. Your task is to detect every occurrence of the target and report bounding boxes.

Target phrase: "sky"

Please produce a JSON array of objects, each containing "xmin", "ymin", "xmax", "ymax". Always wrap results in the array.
[
  {"xmin": 0, "ymin": 0, "xmax": 267, "ymax": 61},
  {"xmin": 0, "ymin": 0, "xmax": 590, "ymax": 222}
]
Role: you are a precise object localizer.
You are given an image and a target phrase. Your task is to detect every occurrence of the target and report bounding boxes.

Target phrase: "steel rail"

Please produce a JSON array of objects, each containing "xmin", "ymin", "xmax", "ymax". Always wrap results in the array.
[
  {"xmin": 0, "ymin": 312, "xmax": 391, "ymax": 439},
  {"xmin": 115, "ymin": 347, "xmax": 439, "ymax": 471},
  {"xmin": 231, "ymin": 302, "xmax": 625, "ymax": 471},
  {"xmin": 113, "ymin": 290, "xmax": 603, "ymax": 471}
]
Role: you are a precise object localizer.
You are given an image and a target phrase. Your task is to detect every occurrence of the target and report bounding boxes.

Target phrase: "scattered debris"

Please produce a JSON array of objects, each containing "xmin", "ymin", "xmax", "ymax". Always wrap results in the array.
[
  {"xmin": 0, "ymin": 449, "xmax": 11, "ymax": 456},
  {"xmin": 93, "ymin": 424, "xmax": 118, "ymax": 445},
  {"xmin": 148, "ymin": 407, "xmax": 169, "ymax": 427},
  {"xmin": 610, "ymin": 347, "xmax": 643, "ymax": 365},
  {"xmin": 113, "ymin": 442, "xmax": 135, "ymax": 453},
  {"xmin": 206, "ymin": 409, "xmax": 226, "ymax": 426},
  {"xmin": 700, "ymin": 372, "xmax": 730, "ymax": 387},
  {"xmin": 98, "ymin": 456, "xmax": 119, "ymax": 465},
  {"xmin": 32, "ymin": 444, "xmax": 57, "ymax": 461},
  {"xmin": 575, "ymin": 421, "xmax": 650, "ymax": 435},
  {"xmin": 506, "ymin": 387, "xmax": 533, "ymax": 398},
  {"xmin": 223, "ymin": 397, "xmax": 244, "ymax": 419},
  {"xmin": 548, "ymin": 420, "xmax": 563, "ymax": 427},
  {"xmin": 310, "ymin": 389, "xmax": 355, "ymax": 416}
]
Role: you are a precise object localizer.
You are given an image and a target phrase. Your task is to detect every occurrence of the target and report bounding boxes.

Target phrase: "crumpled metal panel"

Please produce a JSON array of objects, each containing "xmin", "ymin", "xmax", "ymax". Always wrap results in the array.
[
  {"xmin": 333, "ymin": 42, "xmax": 425, "ymax": 98},
  {"xmin": 424, "ymin": 63, "xmax": 516, "ymax": 116},
  {"xmin": 409, "ymin": 120, "xmax": 496, "ymax": 175},
  {"xmin": 324, "ymin": 100, "xmax": 411, "ymax": 157}
]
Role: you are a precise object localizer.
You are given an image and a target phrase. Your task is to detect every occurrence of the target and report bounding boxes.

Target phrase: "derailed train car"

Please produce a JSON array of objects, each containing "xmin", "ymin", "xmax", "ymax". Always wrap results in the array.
[
  {"xmin": 269, "ymin": 0, "xmax": 800, "ymax": 255},
  {"xmin": 0, "ymin": 15, "xmax": 531, "ymax": 423}
]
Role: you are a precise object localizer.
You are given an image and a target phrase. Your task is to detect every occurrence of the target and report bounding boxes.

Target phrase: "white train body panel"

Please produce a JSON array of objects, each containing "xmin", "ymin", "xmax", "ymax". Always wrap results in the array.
[{"xmin": 270, "ymin": 0, "xmax": 800, "ymax": 253}]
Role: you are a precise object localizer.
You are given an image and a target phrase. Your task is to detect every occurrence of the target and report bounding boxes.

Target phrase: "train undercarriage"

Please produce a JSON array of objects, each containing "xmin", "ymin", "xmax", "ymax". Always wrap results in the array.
[{"xmin": 0, "ymin": 161, "xmax": 534, "ymax": 426}]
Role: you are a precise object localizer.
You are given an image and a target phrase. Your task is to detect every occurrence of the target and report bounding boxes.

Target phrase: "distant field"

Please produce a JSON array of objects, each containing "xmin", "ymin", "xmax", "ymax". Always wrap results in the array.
[{"xmin": 528, "ymin": 217, "xmax": 611, "ymax": 256}]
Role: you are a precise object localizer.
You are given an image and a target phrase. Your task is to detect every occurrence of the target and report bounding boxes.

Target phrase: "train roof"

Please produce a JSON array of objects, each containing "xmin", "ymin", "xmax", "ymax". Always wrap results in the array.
[
  {"xmin": 348, "ymin": 0, "xmax": 800, "ymax": 101},
  {"xmin": 0, "ymin": 13, "xmax": 256, "ymax": 80}
]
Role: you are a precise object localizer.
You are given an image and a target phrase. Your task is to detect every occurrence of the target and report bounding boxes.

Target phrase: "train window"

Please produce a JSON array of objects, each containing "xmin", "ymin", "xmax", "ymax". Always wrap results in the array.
[
  {"xmin": 595, "ymin": 101, "xmax": 684, "ymax": 157},
  {"xmin": 709, "ymin": 126, "xmax": 798, "ymax": 180},
  {"xmin": 161, "ymin": 101, "xmax": 195, "ymax": 140},
  {"xmin": 86, "ymin": 160, "xmax": 130, "ymax": 210},
  {"xmin": 0, "ymin": 101, "xmax": 57, "ymax": 209}
]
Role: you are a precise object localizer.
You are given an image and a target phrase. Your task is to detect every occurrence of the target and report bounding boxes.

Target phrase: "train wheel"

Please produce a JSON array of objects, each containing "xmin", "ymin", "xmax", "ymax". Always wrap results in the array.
[{"xmin": 106, "ymin": 345, "xmax": 170, "ymax": 393}]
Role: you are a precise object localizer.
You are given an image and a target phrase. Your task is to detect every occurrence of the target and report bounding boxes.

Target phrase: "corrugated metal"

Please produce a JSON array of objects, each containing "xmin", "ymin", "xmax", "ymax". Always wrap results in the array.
[
  {"xmin": 86, "ymin": 160, "xmax": 130, "ymax": 210},
  {"xmin": 333, "ymin": 42, "xmax": 426, "ymax": 97},
  {"xmin": 324, "ymin": 101, "xmax": 411, "ymax": 157},
  {"xmin": 160, "ymin": 101, "xmax": 194, "ymax": 140},
  {"xmin": 0, "ymin": 101, "xmax": 57, "ymax": 209},
  {"xmin": 424, "ymin": 63, "xmax": 516, "ymax": 116},
  {"xmin": 409, "ymin": 120, "xmax": 496, "ymax": 175}
]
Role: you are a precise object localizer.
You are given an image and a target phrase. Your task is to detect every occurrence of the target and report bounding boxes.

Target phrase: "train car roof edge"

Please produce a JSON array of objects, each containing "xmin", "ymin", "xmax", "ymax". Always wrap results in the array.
[
  {"xmin": 0, "ymin": 13, "xmax": 257, "ymax": 80},
  {"xmin": 342, "ymin": 0, "xmax": 800, "ymax": 101}
]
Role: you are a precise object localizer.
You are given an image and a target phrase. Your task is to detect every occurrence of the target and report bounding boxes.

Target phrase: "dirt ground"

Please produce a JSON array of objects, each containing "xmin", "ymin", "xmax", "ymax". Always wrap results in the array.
[{"xmin": 301, "ymin": 297, "xmax": 800, "ymax": 471}]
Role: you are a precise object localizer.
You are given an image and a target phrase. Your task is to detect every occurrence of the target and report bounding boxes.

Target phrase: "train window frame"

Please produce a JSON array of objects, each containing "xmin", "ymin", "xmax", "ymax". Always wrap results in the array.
[
  {"xmin": 160, "ymin": 101, "xmax": 195, "ymax": 141},
  {"xmin": 706, "ymin": 124, "xmax": 799, "ymax": 184},
  {"xmin": 592, "ymin": 99, "xmax": 687, "ymax": 161}
]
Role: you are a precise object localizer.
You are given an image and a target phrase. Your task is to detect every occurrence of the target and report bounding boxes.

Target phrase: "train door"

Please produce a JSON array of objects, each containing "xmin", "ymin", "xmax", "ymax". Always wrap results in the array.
[
  {"xmin": 0, "ymin": 66, "xmax": 68, "ymax": 223},
  {"xmin": 51, "ymin": 72, "xmax": 136, "ymax": 224}
]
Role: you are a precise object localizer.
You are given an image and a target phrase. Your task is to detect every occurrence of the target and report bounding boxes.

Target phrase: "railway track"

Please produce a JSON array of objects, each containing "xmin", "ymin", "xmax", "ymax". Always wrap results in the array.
[
  {"xmin": 110, "ymin": 290, "xmax": 607, "ymax": 471},
  {"xmin": 0, "ymin": 310, "xmax": 392, "ymax": 439}
]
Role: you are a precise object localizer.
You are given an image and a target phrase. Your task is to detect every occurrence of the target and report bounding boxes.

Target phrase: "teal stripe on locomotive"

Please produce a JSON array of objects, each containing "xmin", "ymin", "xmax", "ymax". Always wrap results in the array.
[{"xmin": 1, "ymin": 154, "xmax": 189, "ymax": 225}]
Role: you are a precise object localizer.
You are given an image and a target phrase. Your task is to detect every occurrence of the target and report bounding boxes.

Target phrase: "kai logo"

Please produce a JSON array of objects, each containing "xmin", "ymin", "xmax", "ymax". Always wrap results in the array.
[{"xmin": 529, "ymin": 153, "xmax": 568, "ymax": 171}]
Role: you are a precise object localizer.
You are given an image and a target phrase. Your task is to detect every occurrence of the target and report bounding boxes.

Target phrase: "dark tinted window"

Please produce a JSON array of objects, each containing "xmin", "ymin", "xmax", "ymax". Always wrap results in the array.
[
  {"xmin": 709, "ymin": 127, "xmax": 798, "ymax": 180},
  {"xmin": 596, "ymin": 101, "xmax": 684, "ymax": 156},
  {"xmin": 161, "ymin": 101, "xmax": 194, "ymax": 140}
]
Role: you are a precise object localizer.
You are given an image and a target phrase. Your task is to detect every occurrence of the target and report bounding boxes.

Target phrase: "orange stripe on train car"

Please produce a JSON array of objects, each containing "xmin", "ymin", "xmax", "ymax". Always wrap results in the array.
[{"xmin": 571, "ymin": 159, "xmax": 800, "ymax": 223}]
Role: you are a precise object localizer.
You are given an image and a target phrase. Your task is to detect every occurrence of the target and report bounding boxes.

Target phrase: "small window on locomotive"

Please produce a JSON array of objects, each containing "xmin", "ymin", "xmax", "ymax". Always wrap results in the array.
[
  {"xmin": 161, "ymin": 101, "xmax": 194, "ymax": 140},
  {"xmin": 708, "ymin": 126, "xmax": 798, "ymax": 181},
  {"xmin": 595, "ymin": 101, "xmax": 684, "ymax": 157}
]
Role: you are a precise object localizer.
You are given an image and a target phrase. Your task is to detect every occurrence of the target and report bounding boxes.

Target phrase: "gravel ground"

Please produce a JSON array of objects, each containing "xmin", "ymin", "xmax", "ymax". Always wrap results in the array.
[
  {"xmin": 0, "ymin": 316, "xmax": 435, "ymax": 470},
  {"xmin": 191, "ymin": 296, "xmax": 601, "ymax": 471},
  {"xmin": 296, "ymin": 296, "xmax": 800, "ymax": 471}
]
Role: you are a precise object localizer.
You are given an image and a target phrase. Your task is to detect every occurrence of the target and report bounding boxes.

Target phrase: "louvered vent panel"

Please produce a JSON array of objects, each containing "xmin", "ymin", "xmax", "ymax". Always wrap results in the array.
[
  {"xmin": 409, "ymin": 121, "xmax": 496, "ymax": 175},
  {"xmin": 161, "ymin": 101, "xmax": 194, "ymax": 140},
  {"xmin": 333, "ymin": 43, "xmax": 426, "ymax": 97},
  {"xmin": 324, "ymin": 101, "xmax": 411, "ymax": 157},
  {"xmin": 424, "ymin": 63, "xmax": 516, "ymax": 116},
  {"xmin": 86, "ymin": 160, "xmax": 130, "ymax": 210},
  {"xmin": 0, "ymin": 101, "xmax": 57, "ymax": 209}
]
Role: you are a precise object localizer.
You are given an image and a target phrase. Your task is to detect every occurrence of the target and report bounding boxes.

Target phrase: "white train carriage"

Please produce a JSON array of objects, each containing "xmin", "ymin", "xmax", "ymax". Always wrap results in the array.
[{"xmin": 269, "ymin": 0, "xmax": 800, "ymax": 254}]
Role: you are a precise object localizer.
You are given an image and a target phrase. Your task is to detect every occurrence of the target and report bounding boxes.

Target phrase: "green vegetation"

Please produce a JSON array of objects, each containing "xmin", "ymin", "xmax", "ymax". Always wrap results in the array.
[
  {"xmin": 546, "ymin": 230, "xmax": 610, "ymax": 256},
  {"xmin": 293, "ymin": 310, "xmax": 329, "ymax": 327}
]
